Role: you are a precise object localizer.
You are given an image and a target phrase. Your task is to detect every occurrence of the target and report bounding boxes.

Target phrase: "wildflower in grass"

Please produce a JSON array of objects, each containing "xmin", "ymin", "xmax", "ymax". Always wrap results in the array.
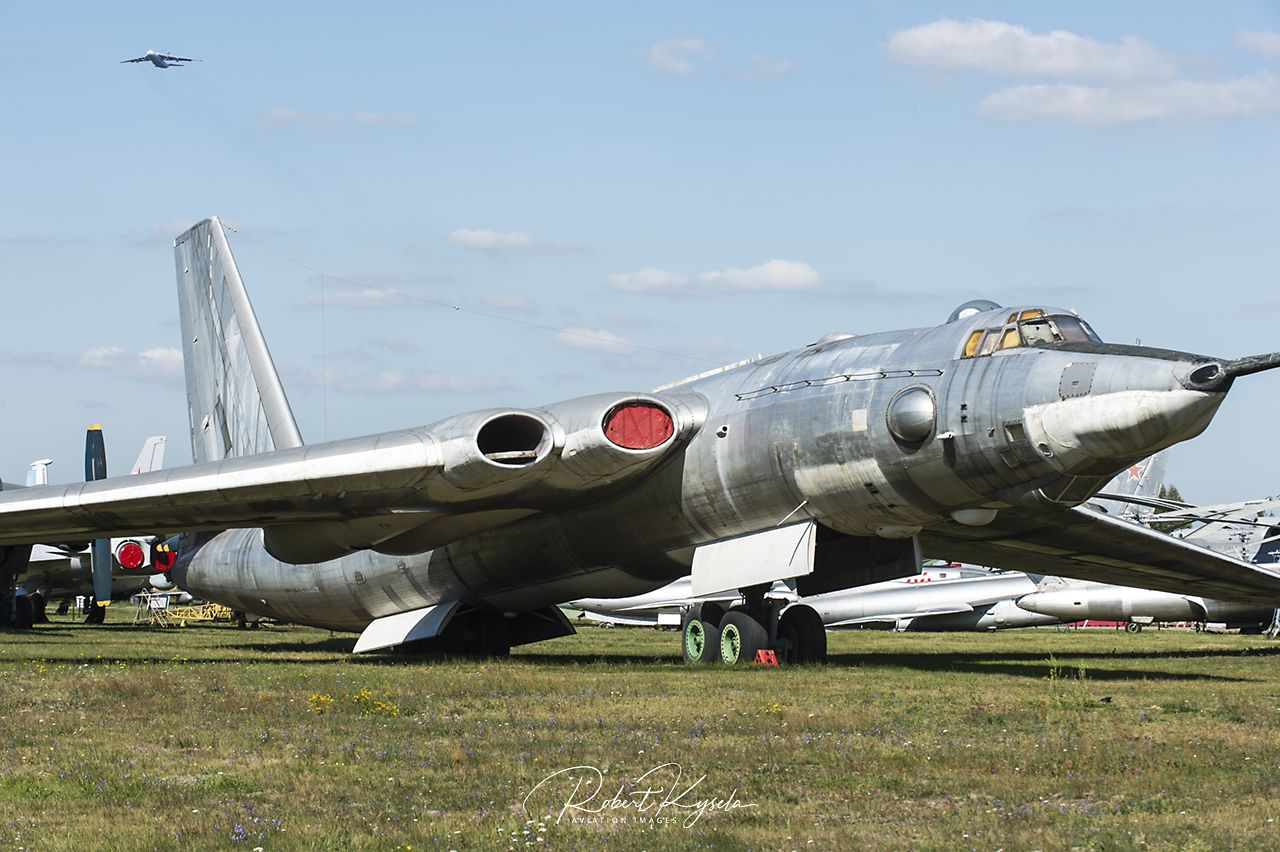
[
  {"xmin": 352, "ymin": 687, "xmax": 400, "ymax": 717},
  {"xmin": 307, "ymin": 693, "xmax": 335, "ymax": 714}
]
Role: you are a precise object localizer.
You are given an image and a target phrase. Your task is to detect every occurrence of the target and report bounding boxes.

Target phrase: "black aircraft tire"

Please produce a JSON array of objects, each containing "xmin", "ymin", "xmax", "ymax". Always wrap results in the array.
[
  {"xmin": 681, "ymin": 607, "xmax": 721, "ymax": 664},
  {"xmin": 780, "ymin": 604, "xmax": 827, "ymax": 664},
  {"xmin": 84, "ymin": 602, "xmax": 106, "ymax": 625},
  {"xmin": 1125, "ymin": 622, "xmax": 1142, "ymax": 634},
  {"xmin": 718, "ymin": 610, "xmax": 768, "ymax": 665}
]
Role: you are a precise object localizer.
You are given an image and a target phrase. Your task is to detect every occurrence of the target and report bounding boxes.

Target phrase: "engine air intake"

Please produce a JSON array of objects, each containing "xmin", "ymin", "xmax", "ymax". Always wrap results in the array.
[
  {"xmin": 477, "ymin": 414, "xmax": 550, "ymax": 466},
  {"xmin": 603, "ymin": 401, "xmax": 675, "ymax": 450}
]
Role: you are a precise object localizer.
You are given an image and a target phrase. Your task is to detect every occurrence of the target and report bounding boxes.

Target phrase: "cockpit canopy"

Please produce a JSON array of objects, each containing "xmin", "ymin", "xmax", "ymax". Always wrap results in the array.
[{"xmin": 960, "ymin": 308, "xmax": 1101, "ymax": 358}]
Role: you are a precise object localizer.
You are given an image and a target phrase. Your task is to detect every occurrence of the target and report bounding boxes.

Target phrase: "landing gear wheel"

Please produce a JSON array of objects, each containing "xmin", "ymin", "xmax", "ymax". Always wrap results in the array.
[
  {"xmin": 681, "ymin": 603, "xmax": 723, "ymax": 664},
  {"xmin": 719, "ymin": 609, "xmax": 768, "ymax": 665},
  {"xmin": 1125, "ymin": 622, "xmax": 1142, "ymax": 634},
  {"xmin": 779, "ymin": 604, "xmax": 827, "ymax": 663}
]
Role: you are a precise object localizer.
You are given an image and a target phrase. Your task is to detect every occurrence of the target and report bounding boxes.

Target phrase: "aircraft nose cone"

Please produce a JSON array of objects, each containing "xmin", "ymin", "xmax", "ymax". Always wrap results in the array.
[
  {"xmin": 1024, "ymin": 358, "xmax": 1223, "ymax": 478},
  {"xmin": 1016, "ymin": 591, "xmax": 1075, "ymax": 618},
  {"xmin": 1014, "ymin": 593, "xmax": 1045, "ymax": 614}
]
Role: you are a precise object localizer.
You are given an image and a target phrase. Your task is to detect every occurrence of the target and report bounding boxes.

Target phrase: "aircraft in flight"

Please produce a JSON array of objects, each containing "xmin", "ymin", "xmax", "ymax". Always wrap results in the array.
[
  {"xmin": 119, "ymin": 50, "xmax": 198, "ymax": 68},
  {"xmin": 1, "ymin": 216, "xmax": 1280, "ymax": 665}
]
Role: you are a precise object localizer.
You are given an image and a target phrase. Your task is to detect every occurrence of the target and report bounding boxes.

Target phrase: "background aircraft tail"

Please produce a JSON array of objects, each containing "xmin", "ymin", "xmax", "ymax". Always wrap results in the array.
[
  {"xmin": 1253, "ymin": 526, "xmax": 1280, "ymax": 565},
  {"xmin": 173, "ymin": 217, "xmax": 303, "ymax": 464},
  {"xmin": 1090, "ymin": 452, "xmax": 1170, "ymax": 519},
  {"xmin": 130, "ymin": 436, "xmax": 167, "ymax": 474}
]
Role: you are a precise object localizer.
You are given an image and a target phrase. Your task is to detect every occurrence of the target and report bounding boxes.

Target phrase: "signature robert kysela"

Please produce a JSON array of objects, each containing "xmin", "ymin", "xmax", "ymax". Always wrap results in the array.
[{"xmin": 522, "ymin": 762, "xmax": 757, "ymax": 828}]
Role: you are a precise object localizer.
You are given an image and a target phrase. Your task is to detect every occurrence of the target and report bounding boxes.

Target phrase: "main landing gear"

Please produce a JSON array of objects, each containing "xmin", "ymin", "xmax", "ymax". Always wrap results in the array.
[{"xmin": 681, "ymin": 584, "xmax": 827, "ymax": 665}]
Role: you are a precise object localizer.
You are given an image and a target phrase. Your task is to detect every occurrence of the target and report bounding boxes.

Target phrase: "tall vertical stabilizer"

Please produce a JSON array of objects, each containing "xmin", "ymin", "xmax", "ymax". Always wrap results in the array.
[{"xmin": 173, "ymin": 217, "xmax": 304, "ymax": 464}]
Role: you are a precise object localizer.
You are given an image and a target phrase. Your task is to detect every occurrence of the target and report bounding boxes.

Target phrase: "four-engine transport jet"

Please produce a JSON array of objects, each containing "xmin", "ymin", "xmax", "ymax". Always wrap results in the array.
[
  {"xmin": 120, "ymin": 50, "xmax": 198, "ymax": 68},
  {"xmin": 1, "ymin": 216, "xmax": 1279, "ymax": 665}
]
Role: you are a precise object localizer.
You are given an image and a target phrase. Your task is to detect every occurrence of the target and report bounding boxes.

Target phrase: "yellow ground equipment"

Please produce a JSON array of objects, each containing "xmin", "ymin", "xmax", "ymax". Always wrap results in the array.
[{"xmin": 133, "ymin": 591, "xmax": 232, "ymax": 627}]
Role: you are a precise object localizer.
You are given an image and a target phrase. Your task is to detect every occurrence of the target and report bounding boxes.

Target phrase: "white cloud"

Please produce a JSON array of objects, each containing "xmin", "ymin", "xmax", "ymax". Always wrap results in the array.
[
  {"xmin": 555, "ymin": 327, "xmax": 635, "ymax": 353},
  {"xmin": 1237, "ymin": 30, "xmax": 1280, "ymax": 59},
  {"xmin": 609, "ymin": 260, "xmax": 822, "ymax": 295},
  {"xmin": 446, "ymin": 228, "xmax": 586, "ymax": 253},
  {"xmin": 645, "ymin": 37, "xmax": 711, "ymax": 75},
  {"xmin": 306, "ymin": 288, "xmax": 402, "ymax": 308},
  {"xmin": 259, "ymin": 107, "xmax": 416, "ymax": 128},
  {"xmin": 746, "ymin": 53, "xmax": 793, "ymax": 80},
  {"xmin": 606, "ymin": 268, "xmax": 689, "ymax": 293},
  {"xmin": 78, "ymin": 346, "xmax": 123, "ymax": 369},
  {"xmin": 75, "ymin": 346, "xmax": 184, "ymax": 379},
  {"xmin": 980, "ymin": 74, "xmax": 1280, "ymax": 125},
  {"xmin": 887, "ymin": 18, "xmax": 1176, "ymax": 82},
  {"xmin": 698, "ymin": 259, "xmax": 821, "ymax": 292},
  {"xmin": 135, "ymin": 347, "xmax": 184, "ymax": 378}
]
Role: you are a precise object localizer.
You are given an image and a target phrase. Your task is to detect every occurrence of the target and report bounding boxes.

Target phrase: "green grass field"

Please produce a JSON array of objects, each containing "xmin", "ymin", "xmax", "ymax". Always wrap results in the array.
[{"xmin": 2, "ymin": 611, "xmax": 1279, "ymax": 850}]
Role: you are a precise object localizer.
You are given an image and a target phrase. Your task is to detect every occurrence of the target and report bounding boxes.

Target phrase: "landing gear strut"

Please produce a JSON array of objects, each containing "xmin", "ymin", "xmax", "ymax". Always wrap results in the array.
[{"xmin": 682, "ymin": 584, "xmax": 827, "ymax": 665}]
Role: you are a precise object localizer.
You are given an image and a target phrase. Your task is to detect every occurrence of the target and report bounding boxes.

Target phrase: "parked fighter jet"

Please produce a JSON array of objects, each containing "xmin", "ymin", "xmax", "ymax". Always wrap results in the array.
[
  {"xmin": 1, "ymin": 216, "xmax": 1279, "ymax": 665},
  {"xmin": 1016, "ymin": 518, "xmax": 1280, "ymax": 632},
  {"xmin": 120, "ymin": 50, "xmax": 198, "ymax": 68},
  {"xmin": 572, "ymin": 576, "xmax": 792, "ymax": 628},
  {"xmin": 574, "ymin": 564, "xmax": 1061, "ymax": 631}
]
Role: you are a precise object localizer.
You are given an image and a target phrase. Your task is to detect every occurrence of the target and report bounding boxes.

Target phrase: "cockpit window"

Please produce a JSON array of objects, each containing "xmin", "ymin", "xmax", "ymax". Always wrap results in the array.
[
  {"xmin": 1019, "ymin": 314, "xmax": 1102, "ymax": 346},
  {"xmin": 961, "ymin": 310, "xmax": 1101, "ymax": 359},
  {"xmin": 1020, "ymin": 318, "xmax": 1057, "ymax": 345},
  {"xmin": 1051, "ymin": 314, "xmax": 1100, "ymax": 343},
  {"xmin": 963, "ymin": 330, "xmax": 982, "ymax": 357}
]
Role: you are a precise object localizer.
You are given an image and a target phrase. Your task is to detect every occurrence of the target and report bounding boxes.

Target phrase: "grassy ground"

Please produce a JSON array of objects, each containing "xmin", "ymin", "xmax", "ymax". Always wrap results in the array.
[{"xmin": 1, "ymin": 611, "xmax": 1279, "ymax": 850}]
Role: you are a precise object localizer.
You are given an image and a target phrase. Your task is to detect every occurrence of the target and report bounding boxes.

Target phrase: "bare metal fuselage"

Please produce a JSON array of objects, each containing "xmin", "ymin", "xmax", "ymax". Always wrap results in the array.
[{"xmin": 175, "ymin": 318, "xmax": 1224, "ymax": 632}]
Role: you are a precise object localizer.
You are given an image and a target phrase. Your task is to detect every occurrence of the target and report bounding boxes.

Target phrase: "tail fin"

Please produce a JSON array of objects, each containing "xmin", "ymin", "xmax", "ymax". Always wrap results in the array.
[
  {"xmin": 173, "ymin": 217, "xmax": 303, "ymax": 464},
  {"xmin": 130, "ymin": 436, "xmax": 167, "ymax": 475},
  {"xmin": 1091, "ymin": 452, "xmax": 1171, "ymax": 518},
  {"xmin": 1253, "ymin": 526, "xmax": 1280, "ymax": 565}
]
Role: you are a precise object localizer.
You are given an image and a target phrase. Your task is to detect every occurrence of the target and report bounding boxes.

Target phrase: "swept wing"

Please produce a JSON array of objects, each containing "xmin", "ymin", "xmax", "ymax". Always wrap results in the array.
[{"xmin": 920, "ymin": 505, "xmax": 1280, "ymax": 601}]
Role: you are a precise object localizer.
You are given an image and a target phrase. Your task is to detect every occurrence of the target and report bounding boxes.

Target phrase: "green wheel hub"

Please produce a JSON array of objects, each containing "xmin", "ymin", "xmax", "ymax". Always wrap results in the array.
[
  {"xmin": 684, "ymin": 618, "xmax": 707, "ymax": 659},
  {"xmin": 720, "ymin": 622, "xmax": 742, "ymax": 664}
]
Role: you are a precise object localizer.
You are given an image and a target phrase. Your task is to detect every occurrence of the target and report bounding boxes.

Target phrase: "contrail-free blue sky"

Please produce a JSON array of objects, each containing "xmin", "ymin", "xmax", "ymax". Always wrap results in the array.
[{"xmin": 2, "ymin": 2, "xmax": 1279, "ymax": 502}]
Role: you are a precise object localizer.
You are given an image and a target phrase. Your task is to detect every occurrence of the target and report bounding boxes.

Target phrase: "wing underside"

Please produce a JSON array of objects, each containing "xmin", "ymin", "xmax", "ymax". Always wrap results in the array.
[{"xmin": 919, "ymin": 505, "xmax": 1280, "ymax": 603}]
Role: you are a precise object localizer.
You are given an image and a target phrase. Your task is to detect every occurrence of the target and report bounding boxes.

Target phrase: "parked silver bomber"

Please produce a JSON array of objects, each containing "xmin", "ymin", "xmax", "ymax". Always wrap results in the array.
[{"xmin": 1, "ymin": 215, "xmax": 1280, "ymax": 664}]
